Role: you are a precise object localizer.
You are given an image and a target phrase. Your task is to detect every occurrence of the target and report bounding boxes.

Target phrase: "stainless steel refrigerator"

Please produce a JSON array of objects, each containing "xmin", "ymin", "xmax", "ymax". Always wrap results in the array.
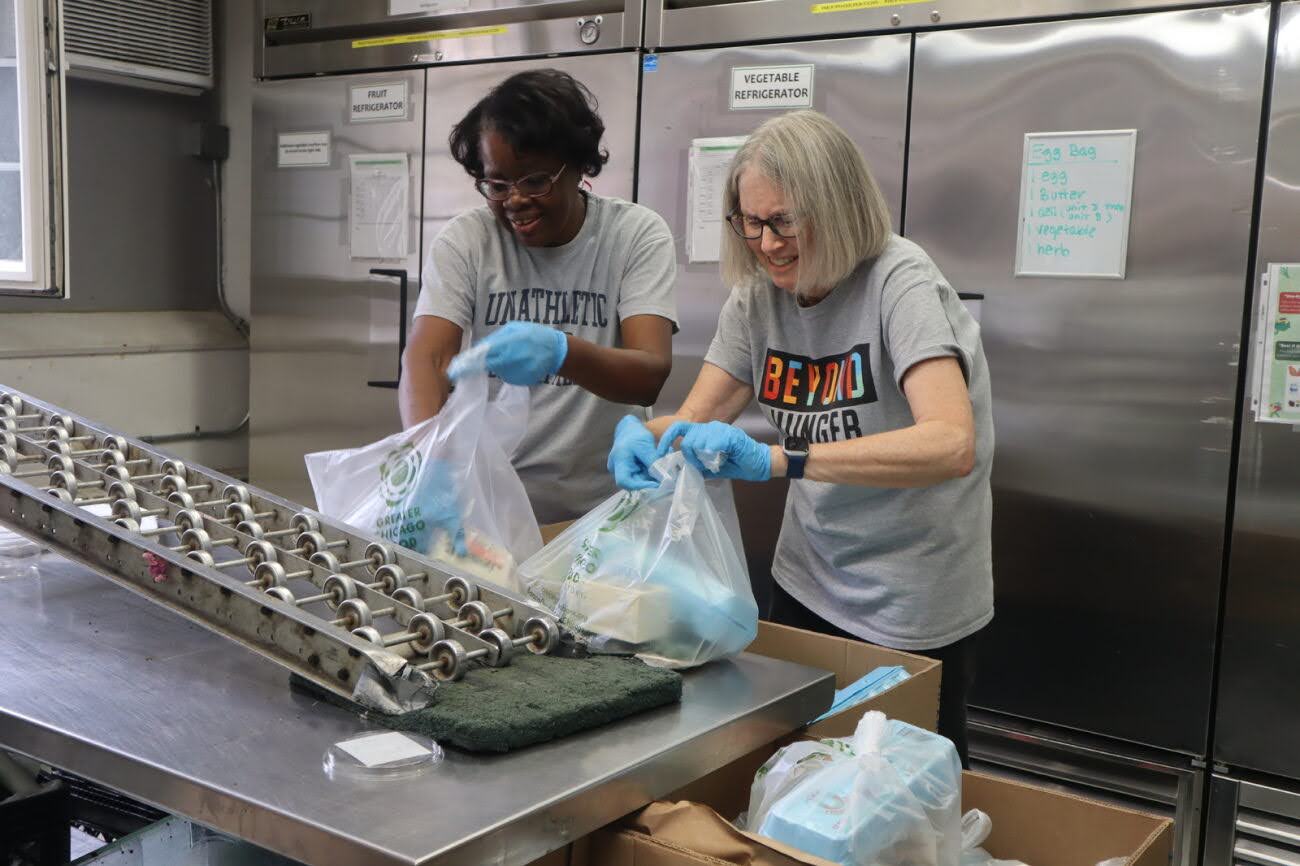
[
  {"xmin": 903, "ymin": 7, "xmax": 1270, "ymax": 863},
  {"xmin": 251, "ymin": 0, "xmax": 641, "ymax": 506},
  {"xmin": 1206, "ymin": 3, "xmax": 1300, "ymax": 861}
]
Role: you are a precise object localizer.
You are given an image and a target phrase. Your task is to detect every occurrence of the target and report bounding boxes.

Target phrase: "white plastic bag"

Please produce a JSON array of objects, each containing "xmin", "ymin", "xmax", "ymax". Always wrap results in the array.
[
  {"xmin": 305, "ymin": 373, "xmax": 541, "ymax": 584},
  {"xmin": 743, "ymin": 738, "xmax": 857, "ymax": 833},
  {"xmin": 755, "ymin": 711, "xmax": 963, "ymax": 866},
  {"xmin": 959, "ymin": 809, "xmax": 1032, "ymax": 866},
  {"xmin": 514, "ymin": 451, "xmax": 758, "ymax": 669}
]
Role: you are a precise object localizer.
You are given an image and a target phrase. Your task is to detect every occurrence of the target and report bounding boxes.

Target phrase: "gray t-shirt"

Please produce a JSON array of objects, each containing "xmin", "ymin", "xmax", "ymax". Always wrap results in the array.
[
  {"xmin": 415, "ymin": 193, "xmax": 677, "ymax": 524},
  {"xmin": 704, "ymin": 235, "xmax": 994, "ymax": 650}
]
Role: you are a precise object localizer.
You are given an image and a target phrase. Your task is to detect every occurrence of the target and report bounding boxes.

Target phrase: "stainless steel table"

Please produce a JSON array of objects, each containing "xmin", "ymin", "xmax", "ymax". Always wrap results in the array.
[{"xmin": 0, "ymin": 550, "xmax": 833, "ymax": 866}]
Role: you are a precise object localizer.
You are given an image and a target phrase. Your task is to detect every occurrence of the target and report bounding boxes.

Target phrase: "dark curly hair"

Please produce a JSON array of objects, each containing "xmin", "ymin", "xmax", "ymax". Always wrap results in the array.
[{"xmin": 449, "ymin": 69, "xmax": 609, "ymax": 180}]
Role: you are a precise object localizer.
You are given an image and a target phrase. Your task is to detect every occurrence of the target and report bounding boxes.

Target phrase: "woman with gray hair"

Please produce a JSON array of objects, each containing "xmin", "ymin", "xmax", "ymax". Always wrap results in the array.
[{"xmin": 607, "ymin": 110, "xmax": 993, "ymax": 764}]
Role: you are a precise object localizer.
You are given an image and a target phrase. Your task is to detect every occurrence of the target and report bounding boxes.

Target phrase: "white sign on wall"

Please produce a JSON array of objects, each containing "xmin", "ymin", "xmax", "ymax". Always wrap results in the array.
[
  {"xmin": 729, "ymin": 64, "xmax": 814, "ymax": 111},
  {"xmin": 1252, "ymin": 263, "xmax": 1300, "ymax": 425},
  {"xmin": 1015, "ymin": 129, "xmax": 1137, "ymax": 279},
  {"xmin": 277, "ymin": 130, "xmax": 331, "ymax": 168},
  {"xmin": 687, "ymin": 136, "xmax": 747, "ymax": 263},
  {"xmin": 349, "ymin": 81, "xmax": 409, "ymax": 123},
  {"xmin": 349, "ymin": 153, "xmax": 410, "ymax": 260}
]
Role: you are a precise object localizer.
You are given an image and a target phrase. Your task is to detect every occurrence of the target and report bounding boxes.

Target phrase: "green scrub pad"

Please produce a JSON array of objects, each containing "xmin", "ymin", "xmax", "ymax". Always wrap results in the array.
[{"xmin": 293, "ymin": 654, "xmax": 682, "ymax": 753}]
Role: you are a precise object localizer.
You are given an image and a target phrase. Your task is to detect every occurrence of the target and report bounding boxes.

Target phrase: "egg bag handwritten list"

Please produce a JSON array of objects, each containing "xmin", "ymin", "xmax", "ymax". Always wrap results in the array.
[{"xmin": 1015, "ymin": 130, "xmax": 1137, "ymax": 279}]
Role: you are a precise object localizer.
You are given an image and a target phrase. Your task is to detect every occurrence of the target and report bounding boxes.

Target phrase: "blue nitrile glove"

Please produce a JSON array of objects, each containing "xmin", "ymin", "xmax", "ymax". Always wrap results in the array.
[
  {"xmin": 404, "ymin": 458, "xmax": 467, "ymax": 557},
  {"xmin": 449, "ymin": 321, "xmax": 568, "ymax": 386},
  {"xmin": 657, "ymin": 420, "xmax": 772, "ymax": 482},
  {"xmin": 607, "ymin": 415, "xmax": 660, "ymax": 491}
]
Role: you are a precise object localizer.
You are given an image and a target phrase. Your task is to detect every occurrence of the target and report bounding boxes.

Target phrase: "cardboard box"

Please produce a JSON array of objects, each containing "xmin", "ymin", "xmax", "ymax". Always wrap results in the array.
[
  {"xmin": 539, "ymin": 520, "xmax": 574, "ymax": 546},
  {"xmin": 579, "ymin": 768, "xmax": 1173, "ymax": 866},
  {"xmin": 746, "ymin": 620, "xmax": 942, "ymax": 737},
  {"xmin": 663, "ymin": 621, "xmax": 941, "ymax": 819},
  {"xmin": 524, "ymin": 847, "xmax": 570, "ymax": 866}
]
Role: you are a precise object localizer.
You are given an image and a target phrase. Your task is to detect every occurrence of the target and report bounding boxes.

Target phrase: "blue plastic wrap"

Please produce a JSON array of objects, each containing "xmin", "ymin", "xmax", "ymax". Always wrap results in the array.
[{"xmin": 756, "ymin": 712, "xmax": 962, "ymax": 866}]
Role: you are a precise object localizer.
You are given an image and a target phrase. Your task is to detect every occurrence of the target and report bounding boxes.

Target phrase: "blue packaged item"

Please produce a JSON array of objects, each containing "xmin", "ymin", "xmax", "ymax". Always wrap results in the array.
[
  {"xmin": 757, "ymin": 711, "xmax": 962, "ymax": 866},
  {"xmin": 811, "ymin": 666, "xmax": 911, "ymax": 723}
]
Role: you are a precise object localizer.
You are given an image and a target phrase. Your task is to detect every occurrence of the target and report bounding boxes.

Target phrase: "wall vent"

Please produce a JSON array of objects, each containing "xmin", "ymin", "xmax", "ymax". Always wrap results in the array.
[{"xmin": 64, "ymin": 0, "xmax": 213, "ymax": 93}]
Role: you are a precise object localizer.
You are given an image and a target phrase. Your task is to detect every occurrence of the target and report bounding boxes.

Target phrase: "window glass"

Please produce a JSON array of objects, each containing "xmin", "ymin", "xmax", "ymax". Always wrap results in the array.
[{"xmin": 0, "ymin": 169, "xmax": 22, "ymax": 261}]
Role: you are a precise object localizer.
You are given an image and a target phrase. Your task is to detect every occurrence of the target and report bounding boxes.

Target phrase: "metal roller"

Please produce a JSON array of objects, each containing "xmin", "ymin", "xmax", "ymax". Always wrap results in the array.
[
  {"xmin": 417, "ymin": 633, "xmax": 511, "ymax": 682},
  {"xmin": 0, "ymin": 385, "xmax": 566, "ymax": 708},
  {"xmin": 351, "ymin": 611, "xmax": 446, "ymax": 652}
]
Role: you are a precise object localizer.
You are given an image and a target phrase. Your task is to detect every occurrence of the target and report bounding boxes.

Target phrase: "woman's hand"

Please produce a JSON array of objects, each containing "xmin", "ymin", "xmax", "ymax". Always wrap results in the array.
[
  {"xmin": 657, "ymin": 419, "xmax": 771, "ymax": 482},
  {"xmin": 454, "ymin": 321, "xmax": 568, "ymax": 386},
  {"xmin": 607, "ymin": 415, "xmax": 660, "ymax": 491}
]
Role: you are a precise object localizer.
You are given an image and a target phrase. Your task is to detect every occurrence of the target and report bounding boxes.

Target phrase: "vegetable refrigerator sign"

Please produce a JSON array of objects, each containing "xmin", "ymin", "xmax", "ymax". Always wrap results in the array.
[{"xmin": 730, "ymin": 64, "xmax": 814, "ymax": 111}]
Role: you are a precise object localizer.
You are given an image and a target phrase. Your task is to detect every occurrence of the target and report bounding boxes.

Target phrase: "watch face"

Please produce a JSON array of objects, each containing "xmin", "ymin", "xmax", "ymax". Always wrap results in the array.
[{"xmin": 784, "ymin": 435, "xmax": 810, "ymax": 455}]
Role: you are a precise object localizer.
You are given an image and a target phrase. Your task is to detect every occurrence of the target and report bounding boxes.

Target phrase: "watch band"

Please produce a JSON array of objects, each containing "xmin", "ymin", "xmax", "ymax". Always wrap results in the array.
[{"xmin": 783, "ymin": 436, "xmax": 809, "ymax": 480}]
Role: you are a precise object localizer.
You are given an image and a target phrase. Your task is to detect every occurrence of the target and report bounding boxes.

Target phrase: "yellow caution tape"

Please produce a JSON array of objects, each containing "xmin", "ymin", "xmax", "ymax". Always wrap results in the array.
[
  {"xmin": 811, "ymin": 0, "xmax": 927, "ymax": 14},
  {"xmin": 353, "ymin": 26, "xmax": 508, "ymax": 49}
]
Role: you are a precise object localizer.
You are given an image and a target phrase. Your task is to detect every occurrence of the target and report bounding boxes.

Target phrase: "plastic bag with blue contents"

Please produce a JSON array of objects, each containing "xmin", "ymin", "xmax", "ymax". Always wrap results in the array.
[
  {"xmin": 743, "ymin": 738, "xmax": 858, "ymax": 834},
  {"xmin": 304, "ymin": 373, "xmax": 542, "ymax": 586},
  {"xmin": 754, "ymin": 711, "xmax": 963, "ymax": 866},
  {"xmin": 515, "ymin": 451, "xmax": 758, "ymax": 668}
]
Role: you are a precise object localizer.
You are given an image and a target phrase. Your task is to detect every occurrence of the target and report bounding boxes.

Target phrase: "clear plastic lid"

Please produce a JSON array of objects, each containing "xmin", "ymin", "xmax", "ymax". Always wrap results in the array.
[{"xmin": 322, "ymin": 731, "xmax": 443, "ymax": 781}]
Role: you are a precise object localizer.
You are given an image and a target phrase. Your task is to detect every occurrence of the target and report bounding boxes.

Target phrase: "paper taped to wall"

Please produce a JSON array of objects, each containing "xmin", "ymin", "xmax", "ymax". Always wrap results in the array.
[
  {"xmin": 349, "ymin": 153, "xmax": 409, "ymax": 260},
  {"xmin": 687, "ymin": 136, "xmax": 746, "ymax": 264},
  {"xmin": 1254, "ymin": 263, "xmax": 1300, "ymax": 425}
]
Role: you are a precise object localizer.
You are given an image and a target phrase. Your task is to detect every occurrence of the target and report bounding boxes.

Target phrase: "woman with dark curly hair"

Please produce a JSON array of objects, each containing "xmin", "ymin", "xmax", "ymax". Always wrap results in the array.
[{"xmin": 400, "ymin": 69, "xmax": 677, "ymax": 525}]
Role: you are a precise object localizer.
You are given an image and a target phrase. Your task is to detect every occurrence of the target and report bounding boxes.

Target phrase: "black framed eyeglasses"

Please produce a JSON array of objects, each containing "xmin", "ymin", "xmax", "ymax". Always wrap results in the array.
[
  {"xmin": 475, "ymin": 165, "xmax": 567, "ymax": 201},
  {"xmin": 726, "ymin": 211, "xmax": 800, "ymax": 240}
]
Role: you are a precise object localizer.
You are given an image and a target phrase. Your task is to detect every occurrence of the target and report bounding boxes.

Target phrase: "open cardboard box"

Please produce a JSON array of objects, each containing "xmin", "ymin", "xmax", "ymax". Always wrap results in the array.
[
  {"xmin": 746, "ymin": 620, "xmax": 941, "ymax": 737},
  {"xmin": 574, "ymin": 759, "xmax": 1173, "ymax": 866},
  {"xmin": 635, "ymin": 620, "xmax": 940, "ymax": 820}
]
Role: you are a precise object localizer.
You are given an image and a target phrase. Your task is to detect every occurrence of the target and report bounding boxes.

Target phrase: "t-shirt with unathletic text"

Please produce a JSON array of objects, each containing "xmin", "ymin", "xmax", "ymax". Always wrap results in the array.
[{"xmin": 415, "ymin": 193, "xmax": 678, "ymax": 523}]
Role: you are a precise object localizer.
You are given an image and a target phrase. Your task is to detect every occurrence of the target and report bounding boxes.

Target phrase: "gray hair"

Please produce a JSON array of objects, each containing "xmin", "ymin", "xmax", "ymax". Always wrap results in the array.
[{"xmin": 720, "ymin": 110, "xmax": 892, "ymax": 297}]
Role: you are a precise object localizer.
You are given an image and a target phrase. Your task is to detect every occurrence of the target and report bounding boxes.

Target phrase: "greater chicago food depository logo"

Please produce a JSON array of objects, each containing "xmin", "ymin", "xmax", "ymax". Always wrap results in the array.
[{"xmin": 379, "ymin": 442, "xmax": 422, "ymax": 508}]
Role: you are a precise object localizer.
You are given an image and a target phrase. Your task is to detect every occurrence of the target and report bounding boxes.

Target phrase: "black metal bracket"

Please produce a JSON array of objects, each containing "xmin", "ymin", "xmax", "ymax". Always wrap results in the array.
[{"xmin": 366, "ymin": 268, "xmax": 409, "ymax": 390}]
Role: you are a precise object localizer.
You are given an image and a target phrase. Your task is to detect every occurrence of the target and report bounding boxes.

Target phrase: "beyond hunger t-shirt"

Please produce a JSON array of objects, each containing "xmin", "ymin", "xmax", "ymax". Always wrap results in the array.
[
  {"xmin": 414, "ymin": 193, "xmax": 677, "ymax": 524},
  {"xmin": 704, "ymin": 234, "xmax": 994, "ymax": 650}
]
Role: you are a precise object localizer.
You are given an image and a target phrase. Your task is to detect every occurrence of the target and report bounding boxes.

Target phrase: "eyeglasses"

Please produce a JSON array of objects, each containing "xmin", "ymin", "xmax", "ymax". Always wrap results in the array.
[
  {"xmin": 475, "ymin": 165, "xmax": 567, "ymax": 201},
  {"xmin": 727, "ymin": 211, "xmax": 800, "ymax": 240}
]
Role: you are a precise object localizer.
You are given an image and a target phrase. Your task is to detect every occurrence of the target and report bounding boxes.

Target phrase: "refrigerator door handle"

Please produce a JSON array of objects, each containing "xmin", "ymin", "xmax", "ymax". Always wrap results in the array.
[{"xmin": 366, "ymin": 267, "xmax": 408, "ymax": 390}]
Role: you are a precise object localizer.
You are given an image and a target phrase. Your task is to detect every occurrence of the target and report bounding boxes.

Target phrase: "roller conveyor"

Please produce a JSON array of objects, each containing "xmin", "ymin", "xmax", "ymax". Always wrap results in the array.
[
  {"xmin": 0, "ymin": 385, "xmax": 563, "ymax": 713},
  {"xmin": 0, "ymin": 385, "xmax": 835, "ymax": 865}
]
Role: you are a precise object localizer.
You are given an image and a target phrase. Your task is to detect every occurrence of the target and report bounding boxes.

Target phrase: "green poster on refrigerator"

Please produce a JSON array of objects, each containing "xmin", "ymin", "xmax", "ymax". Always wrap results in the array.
[{"xmin": 1256, "ymin": 263, "xmax": 1300, "ymax": 424}]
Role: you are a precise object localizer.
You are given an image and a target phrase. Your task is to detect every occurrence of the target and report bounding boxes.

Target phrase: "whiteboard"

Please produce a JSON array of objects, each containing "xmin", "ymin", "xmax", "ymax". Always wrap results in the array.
[{"xmin": 1014, "ymin": 129, "xmax": 1137, "ymax": 279}]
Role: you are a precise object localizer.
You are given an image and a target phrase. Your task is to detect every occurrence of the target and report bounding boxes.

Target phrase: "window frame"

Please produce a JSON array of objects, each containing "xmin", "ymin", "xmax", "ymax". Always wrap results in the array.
[{"xmin": 0, "ymin": 0, "xmax": 65, "ymax": 297}]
